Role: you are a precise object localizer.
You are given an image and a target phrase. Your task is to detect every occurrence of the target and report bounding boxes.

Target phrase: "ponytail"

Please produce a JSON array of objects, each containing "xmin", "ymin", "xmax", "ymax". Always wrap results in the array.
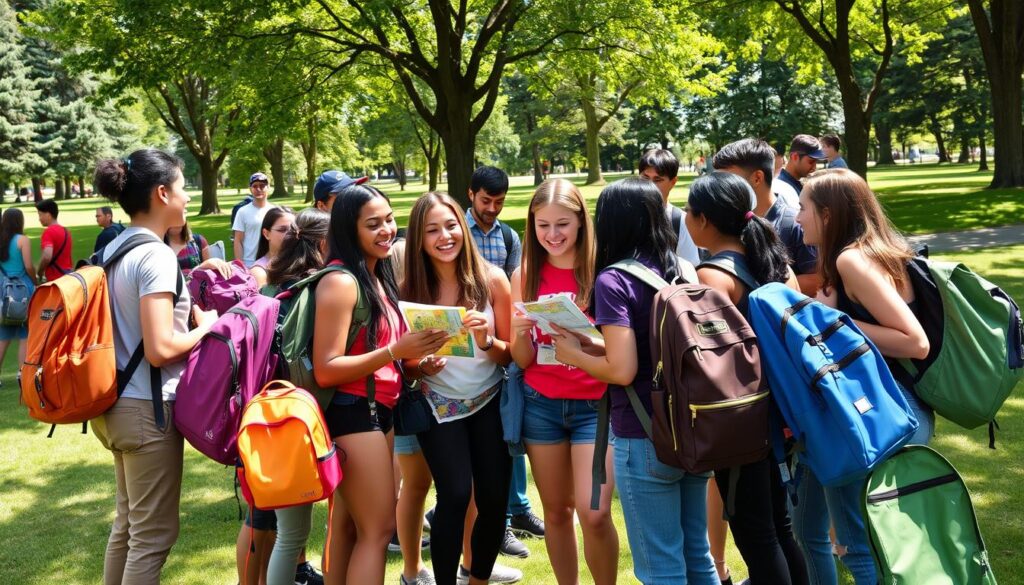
[{"xmin": 94, "ymin": 149, "xmax": 183, "ymax": 217}]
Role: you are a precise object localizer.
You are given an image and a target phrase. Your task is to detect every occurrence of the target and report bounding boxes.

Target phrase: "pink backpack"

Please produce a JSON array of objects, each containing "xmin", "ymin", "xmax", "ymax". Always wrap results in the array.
[
  {"xmin": 175, "ymin": 295, "xmax": 281, "ymax": 465},
  {"xmin": 188, "ymin": 260, "xmax": 258, "ymax": 315}
]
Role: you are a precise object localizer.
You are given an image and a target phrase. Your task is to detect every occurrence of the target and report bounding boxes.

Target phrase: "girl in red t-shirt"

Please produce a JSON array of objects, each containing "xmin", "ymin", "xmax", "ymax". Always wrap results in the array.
[{"xmin": 509, "ymin": 179, "xmax": 618, "ymax": 584}]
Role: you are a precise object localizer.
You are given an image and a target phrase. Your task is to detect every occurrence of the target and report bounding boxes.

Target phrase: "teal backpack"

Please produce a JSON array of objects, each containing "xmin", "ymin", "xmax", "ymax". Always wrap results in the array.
[
  {"xmin": 895, "ymin": 257, "xmax": 1024, "ymax": 439},
  {"xmin": 271, "ymin": 263, "xmax": 372, "ymax": 410},
  {"xmin": 863, "ymin": 445, "xmax": 997, "ymax": 585}
]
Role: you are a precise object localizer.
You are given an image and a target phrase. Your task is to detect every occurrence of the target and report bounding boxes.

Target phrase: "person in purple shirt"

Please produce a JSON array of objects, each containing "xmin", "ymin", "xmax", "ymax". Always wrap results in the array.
[{"xmin": 551, "ymin": 178, "xmax": 717, "ymax": 585}]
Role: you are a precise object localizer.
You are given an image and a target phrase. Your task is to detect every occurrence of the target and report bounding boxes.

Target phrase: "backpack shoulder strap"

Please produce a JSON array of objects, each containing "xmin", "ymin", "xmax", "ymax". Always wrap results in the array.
[
  {"xmin": 500, "ymin": 222, "xmax": 514, "ymax": 254},
  {"xmin": 52, "ymin": 227, "xmax": 71, "ymax": 275},
  {"xmin": 670, "ymin": 205, "xmax": 683, "ymax": 236},
  {"xmin": 700, "ymin": 252, "xmax": 760, "ymax": 292},
  {"xmin": 609, "ymin": 259, "xmax": 671, "ymax": 291}
]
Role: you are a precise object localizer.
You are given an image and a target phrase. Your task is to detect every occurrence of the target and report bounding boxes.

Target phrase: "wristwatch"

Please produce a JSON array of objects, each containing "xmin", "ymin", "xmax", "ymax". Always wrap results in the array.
[{"xmin": 478, "ymin": 335, "xmax": 495, "ymax": 351}]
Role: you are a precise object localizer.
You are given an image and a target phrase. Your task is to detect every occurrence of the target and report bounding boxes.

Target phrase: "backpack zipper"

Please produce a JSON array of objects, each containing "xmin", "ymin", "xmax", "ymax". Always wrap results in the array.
[
  {"xmin": 228, "ymin": 307, "xmax": 260, "ymax": 348},
  {"xmin": 690, "ymin": 390, "xmax": 769, "ymax": 427},
  {"xmin": 208, "ymin": 331, "xmax": 240, "ymax": 399},
  {"xmin": 668, "ymin": 392, "xmax": 679, "ymax": 450},
  {"xmin": 865, "ymin": 473, "xmax": 958, "ymax": 503}
]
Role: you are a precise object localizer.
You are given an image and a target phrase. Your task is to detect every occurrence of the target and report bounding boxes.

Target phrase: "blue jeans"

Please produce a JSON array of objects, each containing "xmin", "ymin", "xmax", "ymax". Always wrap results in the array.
[
  {"xmin": 614, "ymin": 435, "xmax": 718, "ymax": 585},
  {"xmin": 792, "ymin": 386, "xmax": 934, "ymax": 585},
  {"xmin": 506, "ymin": 455, "xmax": 531, "ymax": 520}
]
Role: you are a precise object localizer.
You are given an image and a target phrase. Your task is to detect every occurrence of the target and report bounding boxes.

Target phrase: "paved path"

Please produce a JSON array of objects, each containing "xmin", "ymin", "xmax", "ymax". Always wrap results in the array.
[{"xmin": 906, "ymin": 224, "xmax": 1024, "ymax": 253}]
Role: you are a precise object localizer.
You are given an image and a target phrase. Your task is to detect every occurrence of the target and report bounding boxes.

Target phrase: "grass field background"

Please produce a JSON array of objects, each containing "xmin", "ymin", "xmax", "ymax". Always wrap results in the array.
[{"xmin": 0, "ymin": 163, "xmax": 1021, "ymax": 583}]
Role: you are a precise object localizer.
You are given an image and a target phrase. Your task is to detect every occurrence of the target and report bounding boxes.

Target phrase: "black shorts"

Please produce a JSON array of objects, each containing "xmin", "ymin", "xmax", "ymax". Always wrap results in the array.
[
  {"xmin": 325, "ymin": 392, "xmax": 394, "ymax": 437},
  {"xmin": 244, "ymin": 506, "xmax": 277, "ymax": 531}
]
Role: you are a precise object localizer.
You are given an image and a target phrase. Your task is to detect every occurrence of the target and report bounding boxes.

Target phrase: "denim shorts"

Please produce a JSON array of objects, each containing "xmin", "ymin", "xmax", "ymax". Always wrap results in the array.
[
  {"xmin": 244, "ymin": 506, "xmax": 278, "ymax": 531},
  {"xmin": 521, "ymin": 383, "xmax": 601, "ymax": 445},
  {"xmin": 394, "ymin": 433, "xmax": 422, "ymax": 456}
]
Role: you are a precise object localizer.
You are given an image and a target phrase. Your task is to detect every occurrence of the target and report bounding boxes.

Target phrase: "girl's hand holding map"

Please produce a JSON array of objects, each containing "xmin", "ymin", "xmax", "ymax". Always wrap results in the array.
[
  {"xmin": 392, "ymin": 328, "xmax": 450, "ymax": 360},
  {"xmin": 511, "ymin": 310, "xmax": 538, "ymax": 339},
  {"xmin": 417, "ymin": 355, "xmax": 447, "ymax": 377},
  {"xmin": 463, "ymin": 309, "xmax": 492, "ymax": 348},
  {"xmin": 549, "ymin": 323, "xmax": 606, "ymax": 358}
]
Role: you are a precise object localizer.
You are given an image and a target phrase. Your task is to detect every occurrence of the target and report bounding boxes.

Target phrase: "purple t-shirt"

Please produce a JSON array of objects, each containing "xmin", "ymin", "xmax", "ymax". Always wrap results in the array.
[{"xmin": 593, "ymin": 256, "xmax": 662, "ymax": 439}]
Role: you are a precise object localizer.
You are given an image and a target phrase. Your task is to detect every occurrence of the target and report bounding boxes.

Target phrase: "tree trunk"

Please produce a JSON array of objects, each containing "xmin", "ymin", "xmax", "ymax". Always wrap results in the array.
[
  {"xmin": 78, "ymin": 175, "xmax": 86, "ymax": 197},
  {"xmin": 967, "ymin": 0, "xmax": 1024, "ymax": 187},
  {"xmin": 64, "ymin": 176, "xmax": 72, "ymax": 198},
  {"xmin": 0, "ymin": 182, "xmax": 7, "ymax": 204},
  {"xmin": 532, "ymin": 142, "xmax": 544, "ymax": 186},
  {"xmin": 958, "ymin": 135, "xmax": 971, "ymax": 164},
  {"xmin": 978, "ymin": 131, "xmax": 989, "ymax": 171},
  {"xmin": 929, "ymin": 114, "xmax": 950, "ymax": 163},
  {"xmin": 54, "ymin": 178, "xmax": 65, "ymax": 200},
  {"xmin": 263, "ymin": 137, "xmax": 288, "ymax": 198},
  {"xmin": 32, "ymin": 178, "xmax": 42, "ymax": 202},
  {"xmin": 580, "ymin": 99, "xmax": 604, "ymax": 185},
  {"xmin": 197, "ymin": 160, "xmax": 221, "ymax": 214},
  {"xmin": 394, "ymin": 157, "xmax": 407, "ymax": 191},
  {"xmin": 875, "ymin": 121, "xmax": 896, "ymax": 165},
  {"xmin": 300, "ymin": 117, "xmax": 317, "ymax": 204},
  {"xmin": 439, "ymin": 109, "xmax": 477, "ymax": 208},
  {"xmin": 835, "ymin": 78, "xmax": 872, "ymax": 177}
]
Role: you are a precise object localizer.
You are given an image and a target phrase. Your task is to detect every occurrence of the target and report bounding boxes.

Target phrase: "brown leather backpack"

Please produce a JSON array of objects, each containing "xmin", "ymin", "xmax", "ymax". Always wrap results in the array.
[{"xmin": 590, "ymin": 257, "xmax": 770, "ymax": 509}]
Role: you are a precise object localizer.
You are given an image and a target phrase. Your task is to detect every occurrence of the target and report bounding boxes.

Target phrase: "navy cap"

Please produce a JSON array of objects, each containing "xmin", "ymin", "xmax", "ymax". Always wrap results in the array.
[
  {"xmin": 789, "ymin": 135, "xmax": 827, "ymax": 160},
  {"xmin": 313, "ymin": 171, "xmax": 369, "ymax": 202},
  {"xmin": 249, "ymin": 172, "xmax": 269, "ymax": 186}
]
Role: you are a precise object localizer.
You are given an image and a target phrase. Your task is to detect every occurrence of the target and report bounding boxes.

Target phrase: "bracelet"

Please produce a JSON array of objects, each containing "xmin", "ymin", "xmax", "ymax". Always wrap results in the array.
[
  {"xmin": 478, "ymin": 335, "xmax": 494, "ymax": 352},
  {"xmin": 386, "ymin": 344, "xmax": 397, "ymax": 361}
]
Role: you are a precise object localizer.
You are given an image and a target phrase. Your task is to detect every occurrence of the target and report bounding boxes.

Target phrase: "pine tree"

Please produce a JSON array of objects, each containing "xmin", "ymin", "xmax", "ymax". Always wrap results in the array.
[{"xmin": 0, "ymin": 2, "xmax": 44, "ymax": 197}]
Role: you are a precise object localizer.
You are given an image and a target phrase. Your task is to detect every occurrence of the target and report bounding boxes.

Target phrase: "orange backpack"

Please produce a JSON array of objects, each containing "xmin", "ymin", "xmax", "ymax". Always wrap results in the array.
[
  {"xmin": 21, "ymin": 234, "xmax": 181, "ymax": 431},
  {"xmin": 236, "ymin": 380, "xmax": 343, "ymax": 510}
]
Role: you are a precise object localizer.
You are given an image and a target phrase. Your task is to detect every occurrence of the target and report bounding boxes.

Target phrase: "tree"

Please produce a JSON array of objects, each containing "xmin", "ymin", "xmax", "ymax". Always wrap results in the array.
[
  {"xmin": 966, "ymin": 0, "xmax": 1024, "ymax": 187},
  {"xmin": 0, "ymin": 2, "xmax": 44, "ymax": 200},
  {"xmin": 238, "ymin": 0, "xmax": 636, "ymax": 207},
  {"xmin": 41, "ymin": 1, "xmax": 246, "ymax": 213}
]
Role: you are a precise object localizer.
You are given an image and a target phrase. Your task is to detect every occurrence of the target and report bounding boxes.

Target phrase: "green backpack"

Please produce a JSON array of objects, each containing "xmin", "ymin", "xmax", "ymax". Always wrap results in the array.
[
  {"xmin": 896, "ymin": 257, "xmax": 1024, "ymax": 434},
  {"xmin": 863, "ymin": 445, "xmax": 996, "ymax": 585},
  {"xmin": 271, "ymin": 263, "xmax": 373, "ymax": 410}
]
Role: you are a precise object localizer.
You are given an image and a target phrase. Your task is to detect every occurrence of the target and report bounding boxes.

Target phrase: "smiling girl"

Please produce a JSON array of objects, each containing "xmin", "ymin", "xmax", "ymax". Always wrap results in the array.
[
  {"xmin": 312, "ymin": 184, "xmax": 448, "ymax": 585},
  {"xmin": 510, "ymin": 179, "xmax": 618, "ymax": 584},
  {"xmin": 401, "ymin": 192, "xmax": 513, "ymax": 585}
]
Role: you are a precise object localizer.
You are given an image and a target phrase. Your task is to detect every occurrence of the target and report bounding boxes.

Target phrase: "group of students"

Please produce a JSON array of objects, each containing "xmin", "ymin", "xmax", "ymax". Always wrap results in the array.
[{"xmin": 83, "ymin": 138, "xmax": 934, "ymax": 585}]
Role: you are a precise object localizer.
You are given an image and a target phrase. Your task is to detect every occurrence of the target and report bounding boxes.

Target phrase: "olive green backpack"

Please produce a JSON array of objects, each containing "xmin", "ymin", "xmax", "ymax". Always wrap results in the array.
[
  {"xmin": 863, "ymin": 445, "xmax": 996, "ymax": 585},
  {"xmin": 268, "ymin": 263, "xmax": 373, "ymax": 410}
]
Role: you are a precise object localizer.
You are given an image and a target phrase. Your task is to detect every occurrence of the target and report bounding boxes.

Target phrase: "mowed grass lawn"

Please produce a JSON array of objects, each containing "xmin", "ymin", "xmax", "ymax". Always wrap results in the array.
[{"xmin": 0, "ymin": 165, "xmax": 1021, "ymax": 583}]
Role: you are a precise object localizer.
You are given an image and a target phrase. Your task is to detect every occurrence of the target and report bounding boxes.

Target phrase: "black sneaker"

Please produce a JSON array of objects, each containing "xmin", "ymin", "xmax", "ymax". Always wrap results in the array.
[
  {"xmin": 498, "ymin": 527, "xmax": 529, "ymax": 558},
  {"xmin": 509, "ymin": 512, "xmax": 545, "ymax": 539},
  {"xmin": 425, "ymin": 506, "xmax": 435, "ymax": 531},
  {"xmin": 294, "ymin": 561, "xmax": 324, "ymax": 585}
]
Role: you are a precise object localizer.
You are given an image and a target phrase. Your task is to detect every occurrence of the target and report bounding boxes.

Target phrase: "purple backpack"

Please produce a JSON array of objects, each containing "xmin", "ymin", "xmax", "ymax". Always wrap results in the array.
[
  {"xmin": 175, "ymin": 295, "xmax": 281, "ymax": 465},
  {"xmin": 188, "ymin": 260, "xmax": 259, "ymax": 315}
]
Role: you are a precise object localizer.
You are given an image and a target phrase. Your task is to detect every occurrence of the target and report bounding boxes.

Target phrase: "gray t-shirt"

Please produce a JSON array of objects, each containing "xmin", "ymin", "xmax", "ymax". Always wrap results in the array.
[
  {"xmin": 103, "ymin": 227, "xmax": 191, "ymax": 402},
  {"xmin": 231, "ymin": 202, "xmax": 275, "ymax": 267}
]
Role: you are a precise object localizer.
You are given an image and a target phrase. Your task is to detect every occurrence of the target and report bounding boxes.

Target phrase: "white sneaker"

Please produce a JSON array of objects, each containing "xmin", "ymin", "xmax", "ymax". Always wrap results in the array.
[{"xmin": 456, "ymin": 564, "xmax": 522, "ymax": 585}]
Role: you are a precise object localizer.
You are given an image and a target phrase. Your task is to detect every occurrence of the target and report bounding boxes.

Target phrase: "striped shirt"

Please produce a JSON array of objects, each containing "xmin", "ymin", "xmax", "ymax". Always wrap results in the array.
[{"xmin": 465, "ymin": 208, "xmax": 522, "ymax": 277}]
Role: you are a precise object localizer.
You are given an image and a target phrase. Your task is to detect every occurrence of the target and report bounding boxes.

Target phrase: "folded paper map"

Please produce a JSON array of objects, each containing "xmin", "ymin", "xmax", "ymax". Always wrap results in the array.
[
  {"xmin": 398, "ymin": 301, "xmax": 474, "ymax": 358},
  {"xmin": 515, "ymin": 293, "xmax": 603, "ymax": 342}
]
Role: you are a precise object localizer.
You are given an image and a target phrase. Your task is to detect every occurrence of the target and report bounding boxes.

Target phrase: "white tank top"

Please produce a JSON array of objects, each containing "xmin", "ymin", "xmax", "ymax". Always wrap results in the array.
[{"xmin": 423, "ymin": 302, "xmax": 503, "ymax": 400}]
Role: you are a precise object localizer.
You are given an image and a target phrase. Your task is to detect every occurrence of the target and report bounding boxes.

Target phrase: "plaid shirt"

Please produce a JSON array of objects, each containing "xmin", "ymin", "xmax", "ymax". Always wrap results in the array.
[{"xmin": 465, "ymin": 208, "xmax": 522, "ymax": 277}]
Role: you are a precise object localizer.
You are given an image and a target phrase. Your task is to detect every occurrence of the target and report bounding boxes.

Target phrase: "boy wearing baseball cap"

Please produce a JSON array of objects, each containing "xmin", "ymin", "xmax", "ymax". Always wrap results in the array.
[
  {"xmin": 232, "ymin": 172, "xmax": 276, "ymax": 267},
  {"xmin": 313, "ymin": 170, "xmax": 368, "ymax": 212}
]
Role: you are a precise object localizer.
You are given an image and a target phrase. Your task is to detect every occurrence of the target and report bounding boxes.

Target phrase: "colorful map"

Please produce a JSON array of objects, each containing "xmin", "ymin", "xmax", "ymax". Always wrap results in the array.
[{"xmin": 398, "ymin": 302, "xmax": 475, "ymax": 358}]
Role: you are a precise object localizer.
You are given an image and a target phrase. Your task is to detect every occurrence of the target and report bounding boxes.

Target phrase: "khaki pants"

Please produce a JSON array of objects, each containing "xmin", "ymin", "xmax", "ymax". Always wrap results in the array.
[{"xmin": 93, "ymin": 398, "xmax": 184, "ymax": 585}]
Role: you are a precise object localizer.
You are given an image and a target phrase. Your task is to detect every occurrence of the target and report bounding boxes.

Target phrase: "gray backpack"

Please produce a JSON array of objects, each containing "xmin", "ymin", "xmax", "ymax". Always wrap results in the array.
[{"xmin": 0, "ymin": 265, "xmax": 30, "ymax": 326}]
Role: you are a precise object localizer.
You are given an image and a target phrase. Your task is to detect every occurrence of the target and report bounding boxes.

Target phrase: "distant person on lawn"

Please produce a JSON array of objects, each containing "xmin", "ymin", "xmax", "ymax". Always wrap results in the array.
[
  {"xmin": 232, "ymin": 172, "xmax": 276, "ymax": 268},
  {"xmin": 0, "ymin": 208, "xmax": 36, "ymax": 383},
  {"xmin": 35, "ymin": 199, "xmax": 72, "ymax": 282},
  {"xmin": 820, "ymin": 134, "xmax": 849, "ymax": 169},
  {"xmin": 94, "ymin": 206, "xmax": 127, "ymax": 253}
]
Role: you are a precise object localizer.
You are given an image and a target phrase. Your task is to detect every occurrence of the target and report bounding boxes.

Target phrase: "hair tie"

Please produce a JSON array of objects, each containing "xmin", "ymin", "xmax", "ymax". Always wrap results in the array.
[
  {"xmin": 294, "ymin": 228, "xmax": 302, "ymax": 238},
  {"xmin": 123, "ymin": 158, "xmax": 132, "ymax": 171},
  {"xmin": 744, "ymin": 211, "xmax": 755, "ymax": 223}
]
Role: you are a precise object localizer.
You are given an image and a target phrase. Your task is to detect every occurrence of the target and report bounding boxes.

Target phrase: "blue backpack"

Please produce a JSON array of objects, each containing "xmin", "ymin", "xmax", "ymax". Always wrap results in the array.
[{"xmin": 748, "ymin": 282, "xmax": 918, "ymax": 487}]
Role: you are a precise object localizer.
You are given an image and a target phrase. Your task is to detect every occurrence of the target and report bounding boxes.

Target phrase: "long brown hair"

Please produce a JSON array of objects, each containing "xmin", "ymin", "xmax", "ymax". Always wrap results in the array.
[
  {"xmin": 267, "ymin": 208, "xmax": 329, "ymax": 286},
  {"xmin": 803, "ymin": 169, "xmax": 913, "ymax": 292},
  {"xmin": 521, "ymin": 179, "xmax": 595, "ymax": 306},
  {"xmin": 401, "ymin": 192, "xmax": 491, "ymax": 310},
  {"xmin": 0, "ymin": 209, "xmax": 25, "ymax": 262}
]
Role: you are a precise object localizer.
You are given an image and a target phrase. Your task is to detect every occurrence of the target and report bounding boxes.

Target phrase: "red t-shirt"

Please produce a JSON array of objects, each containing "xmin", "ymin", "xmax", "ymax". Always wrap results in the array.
[
  {"xmin": 523, "ymin": 262, "xmax": 607, "ymax": 400},
  {"xmin": 337, "ymin": 298, "xmax": 406, "ymax": 408},
  {"xmin": 41, "ymin": 224, "xmax": 72, "ymax": 281}
]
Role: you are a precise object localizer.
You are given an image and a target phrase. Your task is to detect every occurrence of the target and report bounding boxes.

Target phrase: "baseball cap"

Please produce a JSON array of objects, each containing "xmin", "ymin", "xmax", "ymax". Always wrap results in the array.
[
  {"xmin": 313, "ymin": 170, "xmax": 369, "ymax": 202},
  {"xmin": 789, "ymin": 134, "xmax": 827, "ymax": 160},
  {"xmin": 249, "ymin": 172, "xmax": 269, "ymax": 186}
]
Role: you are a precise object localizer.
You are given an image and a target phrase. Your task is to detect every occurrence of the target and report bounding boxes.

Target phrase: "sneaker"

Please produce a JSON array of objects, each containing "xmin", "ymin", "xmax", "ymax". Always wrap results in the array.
[
  {"xmin": 425, "ymin": 507, "xmax": 435, "ymax": 531},
  {"xmin": 456, "ymin": 564, "xmax": 523, "ymax": 585},
  {"xmin": 400, "ymin": 568, "xmax": 436, "ymax": 585},
  {"xmin": 509, "ymin": 512, "xmax": 545, "ymax": 539},
  {"xmin": 498, "ymin": 527, "xmax": 529, "ymax": 558},
  {"xmin": 388, "ymin": 531, "xmax": 431, "ymax": 553},
  {"xmin": 294, "ymin": 561, "xmax": 324, "ymax": 585}
]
